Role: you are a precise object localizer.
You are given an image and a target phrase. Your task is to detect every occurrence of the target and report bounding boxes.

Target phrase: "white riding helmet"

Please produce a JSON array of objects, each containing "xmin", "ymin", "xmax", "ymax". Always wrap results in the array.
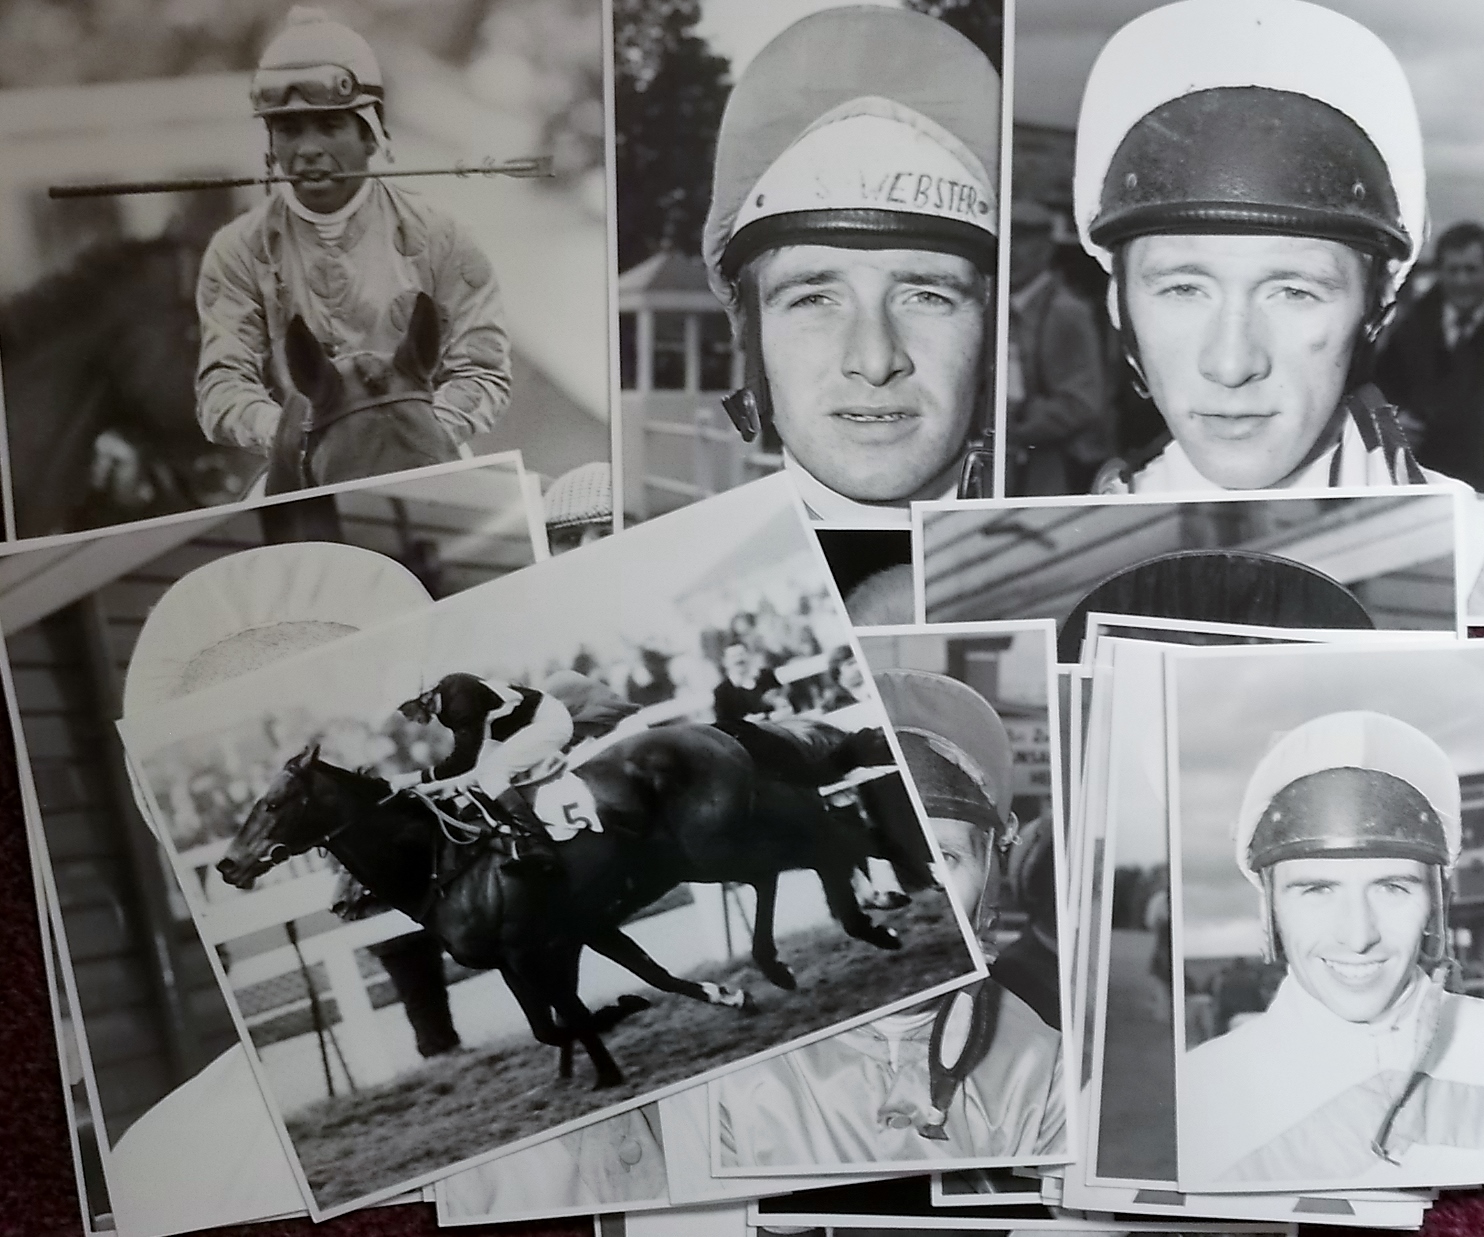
[{"xmin": 1074, "ymin": 0, "xmax": 1427, "ymax": 301}]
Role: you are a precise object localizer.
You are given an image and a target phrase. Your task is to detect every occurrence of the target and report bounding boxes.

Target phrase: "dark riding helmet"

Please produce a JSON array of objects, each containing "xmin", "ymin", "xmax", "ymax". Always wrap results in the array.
[
  {"xmin": 1074, "ymin": 0, "xmax": 1426, "ymax": 299},
  {"xmin": 1091, "ymin": 87, "xmax": 1409, "ymax": 264},
  {"xmin": 874, "ymin": 669, "xmax": 1011, "ymax": 837},
  {"xmin": 1236, "ymin": 712, "xmax": 1460, "ymax": 969}
]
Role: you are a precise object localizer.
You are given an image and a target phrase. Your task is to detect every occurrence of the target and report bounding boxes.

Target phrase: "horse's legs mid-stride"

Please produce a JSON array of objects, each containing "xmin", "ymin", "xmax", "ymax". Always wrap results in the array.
[
  {"xmin": 585, "ymin": 926, "xmax": 753, "ymax": 1011},
  {"xmin": 817, "ymin": 857, "xmax": 903, "ymax": 953},
  {"xmin": 749, "ymin": 873, "xmax": 797, "ymax": 991},
  {"xmin": 500, "ymin": 950, "xmax": 625, "ymax": 1088}
]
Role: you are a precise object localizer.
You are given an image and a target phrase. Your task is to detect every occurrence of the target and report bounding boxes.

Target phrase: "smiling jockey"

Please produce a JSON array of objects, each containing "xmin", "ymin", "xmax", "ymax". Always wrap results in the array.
[
  {"xmin": 390, "ymin": 672, "xmax": 575, "ymax": 875},
  {"xmin": 195, "ymin": 7, "xmax": 511, "ymax": 459}
]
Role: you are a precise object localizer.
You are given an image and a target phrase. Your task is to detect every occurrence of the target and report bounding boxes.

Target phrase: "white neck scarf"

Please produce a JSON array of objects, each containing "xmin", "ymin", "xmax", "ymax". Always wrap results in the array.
[{"xmin": 275, "ymin": 178, "xmax": 374, "ymax": 243}]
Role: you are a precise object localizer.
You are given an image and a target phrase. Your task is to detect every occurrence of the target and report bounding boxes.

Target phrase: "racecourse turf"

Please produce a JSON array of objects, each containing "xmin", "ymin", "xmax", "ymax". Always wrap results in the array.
[{"xmin": 287, "ymin": 890, "xmax": 975, "ymax": 1210}]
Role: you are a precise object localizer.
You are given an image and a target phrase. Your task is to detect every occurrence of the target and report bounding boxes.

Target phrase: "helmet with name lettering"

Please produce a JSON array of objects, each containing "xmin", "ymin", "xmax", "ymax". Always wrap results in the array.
[
  {"xmin": 701, "ymin": 6, "xmax": 1001, "ymax": 456},
  {"xmin": 1074, "ymin": 0, "xmax": 1425, "ymax": 299}
]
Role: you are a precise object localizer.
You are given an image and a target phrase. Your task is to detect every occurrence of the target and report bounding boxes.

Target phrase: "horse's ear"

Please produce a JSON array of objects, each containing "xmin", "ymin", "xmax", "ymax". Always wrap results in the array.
[
  {"xmin": 284, "ymin": 315, "xmax": 342, "ymax": 408},
  {"xmin": 394, "ymin": 292, "xmax": 441, "ymax": 383},
  {"xmin": 292, "ymin": 741, "xmax": 321, "ymax": 769}
]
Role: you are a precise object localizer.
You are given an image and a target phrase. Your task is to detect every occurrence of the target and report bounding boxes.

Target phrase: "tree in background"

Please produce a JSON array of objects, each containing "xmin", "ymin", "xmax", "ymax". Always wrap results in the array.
[
  {"xmin": 613, "ymin": 0, "xmax": 730, "ymax": 271},
  {"xmin": 904, "ymin": 0, "xmax": 1004, "ymax": 75}
]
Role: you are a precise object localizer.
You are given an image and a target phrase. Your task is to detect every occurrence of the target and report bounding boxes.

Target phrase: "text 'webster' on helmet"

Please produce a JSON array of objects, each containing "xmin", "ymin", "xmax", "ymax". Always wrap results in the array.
[
  {"xmin": 874, "ymin": 668, "xmax": 1011, "ymax": 835},
  {"xmin": 251, "ymin": 6, "xmax": 385, "ymax": 118},
  {"xmin": 1073, "ymin": 0, "xmax": 1426, "ymax": 298},
  {"xmin": 1233, "ymin": 711, "xmax": 1461, "ymax": 889},
  {"xmin": 701, "ymin": 5, "xmax": 1002, "ymax": 311}
]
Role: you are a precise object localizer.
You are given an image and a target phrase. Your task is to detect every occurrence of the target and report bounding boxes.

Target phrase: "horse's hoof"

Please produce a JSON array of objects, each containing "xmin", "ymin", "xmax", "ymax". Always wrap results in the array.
[
  {"xmin": 761, "ymin": 961, "xmax": 797, "ymax": 991},
  {"xmin": 875, "ymin": 927, "xmax": 903, "ymax": 951},
  {"xmin": 740, "ymin": 991, "xmax": 761, "ymax": 1015},
  {"xmin": 593, "ymin": 1074, "xmax": 623, "ymax": 1090}
]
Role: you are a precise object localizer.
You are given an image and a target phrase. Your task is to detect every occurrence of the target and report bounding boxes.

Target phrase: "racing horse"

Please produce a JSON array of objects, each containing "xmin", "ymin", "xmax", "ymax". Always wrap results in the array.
[
  {"xmin": 267, "ymin": 291, "xmax": 462, "ymax": 493},
  {"xmin": 217, "ymin": 722, "xmax": 907, "ymax": 1088}
]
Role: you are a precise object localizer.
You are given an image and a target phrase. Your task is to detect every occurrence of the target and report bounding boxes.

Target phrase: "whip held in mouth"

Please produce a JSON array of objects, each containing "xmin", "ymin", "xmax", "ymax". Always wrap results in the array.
[{"xmin": 49, "ymin": 156, "xmax": 555, "ymax": 199}]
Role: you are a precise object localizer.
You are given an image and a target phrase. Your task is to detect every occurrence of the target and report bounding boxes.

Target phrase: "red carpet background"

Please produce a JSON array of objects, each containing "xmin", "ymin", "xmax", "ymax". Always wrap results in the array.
[{"xmin": 2, "ymin": 713, "xmax": 1482, "ymax": 1237}]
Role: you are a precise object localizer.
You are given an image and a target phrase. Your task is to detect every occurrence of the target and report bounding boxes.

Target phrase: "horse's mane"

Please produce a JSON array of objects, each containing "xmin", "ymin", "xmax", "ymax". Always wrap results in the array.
[
  {"xmin": 309, "ymin": 757, "xmax": 390, "ymax": 795},
  {"xmin": 1, "ymin": 236, "xmax": 190, "ymax": 355}
]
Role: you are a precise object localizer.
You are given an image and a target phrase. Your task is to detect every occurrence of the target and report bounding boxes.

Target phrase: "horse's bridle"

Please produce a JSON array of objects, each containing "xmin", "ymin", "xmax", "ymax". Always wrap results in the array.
[
  {"xmin": 263, "ymin": 757, "xmax": 360, "ymax": 864},
  {"xmin": 295, "ymin": 390, "xmax": 435, "ymax": 487}
]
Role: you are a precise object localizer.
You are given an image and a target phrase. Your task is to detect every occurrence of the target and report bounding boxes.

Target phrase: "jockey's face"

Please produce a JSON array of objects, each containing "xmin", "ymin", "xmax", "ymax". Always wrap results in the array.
[
  {"xmin": 931, "ymin": 815, "xmax": 990, "ymax": 925},
  {"xmin": 268, "ymin": 110, "xmax": 375, "ymax": 214},
  {"xmin": 548, "ymin": 521, "xmax": 611, "ymax": 556},
  {"xmin": 398, "ymin": 692, "xmax": 437, "ymax": 726},
  {"xmin": 1271, "ymin": 855, "xmax": 1431, "ymax": 1024},
  {"xmin": 1121, "ymin": 233, "xmax": 1368, "ymax": 488},
  {"xmin": 753, "ymin": 245, "xmax": 987, "ymax": 505}
]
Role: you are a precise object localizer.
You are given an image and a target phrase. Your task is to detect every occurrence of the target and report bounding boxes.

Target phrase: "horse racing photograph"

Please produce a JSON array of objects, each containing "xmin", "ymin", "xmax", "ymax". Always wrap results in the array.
[
  {"xmin": 0, "ymin": 0, "xmax": 610, "ymax": 541},
  {"xmin": 114, "ymin": 474, "xmax": 984, "ymax": 1217}
]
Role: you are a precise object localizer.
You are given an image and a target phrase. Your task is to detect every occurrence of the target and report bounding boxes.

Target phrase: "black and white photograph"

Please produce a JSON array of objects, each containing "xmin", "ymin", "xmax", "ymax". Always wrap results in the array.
[
  {"xmin": 916, "ymin": 490, "xmax": 1468, "ymax": 647},
  {"xmin": 0, "ymin": 0, "xmax": 610, "ymax": 541},
  {"xmin": 1171, "ymin": 640, "xmax": 1484, "ymax": 1191},
  {"xmin": 616, "ymin": 0, "xmax": 1005, "ymax": 528},
  {"xmin": 932, "ymin": 1168, "xmax": 1045, "ymax": 1207},
  {"xmin": 113, "ymin": 473, "xmax": 983, "ymax": 1216},
  {"xmin": 749, "ymin": 1173, "xmax": 1290, "ymax": 1233},
  {"xmin": 816, "ymin": 530, "xmax": 916, "ymax": 630},
  {"xmin": 712, "ymin": 621, "xmax": 1069, "ymax": 1174},
  {"xmin": 3, "ymin": 453, "xmax": 540, "ymax": 1236},
  {"xmin": 1004, "ymin": 0, "xmax": 1484, "ymax": 505},
  {"xmin": 438, "ymin": 1101, "xmax": 668, "ymax": 1225},
  {"xmin": 1069, "ymin": 634, "xmax": 1428, "ymax": 1229}
]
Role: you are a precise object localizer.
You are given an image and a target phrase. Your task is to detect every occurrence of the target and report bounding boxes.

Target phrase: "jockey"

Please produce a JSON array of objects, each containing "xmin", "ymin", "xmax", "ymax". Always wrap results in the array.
[
  {"xmin": 1076, "ymin": 0, "xmax": 1441, "ymax": 494},
  {"xmin": 195, "ymin": 6, "xmax": 511, "ymax": 460},
  {"xmin": 544, "ymin": 461, "xmax": 614, "ymax": 555},
  {"xmin": 389, "ymin": 672, "xmax": 575, "ymax": 874}
]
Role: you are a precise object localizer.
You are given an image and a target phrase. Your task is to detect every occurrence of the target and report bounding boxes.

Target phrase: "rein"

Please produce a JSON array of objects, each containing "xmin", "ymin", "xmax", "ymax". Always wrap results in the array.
[{"xmin": 296, "ymin": 390, "xmax": 436, "ymax": 486}]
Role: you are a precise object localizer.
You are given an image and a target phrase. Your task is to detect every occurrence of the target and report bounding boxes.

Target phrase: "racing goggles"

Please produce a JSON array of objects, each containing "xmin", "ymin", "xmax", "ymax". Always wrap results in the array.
[{"xmin": 251, "ymin": 64, "xmax": 383, "ymax": 117}]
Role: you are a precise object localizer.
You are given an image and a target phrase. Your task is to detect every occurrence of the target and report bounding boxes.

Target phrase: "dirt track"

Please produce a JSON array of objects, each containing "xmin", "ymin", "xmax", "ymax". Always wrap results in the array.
[{"xmin": 287, "ymin": 892, "xmax": 973, "ymax": 1210}]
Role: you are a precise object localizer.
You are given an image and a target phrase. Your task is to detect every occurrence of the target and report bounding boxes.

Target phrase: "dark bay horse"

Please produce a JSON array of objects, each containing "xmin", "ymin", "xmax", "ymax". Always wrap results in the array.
[
  {"xmin": 267, "ymin": 292, "xmax": 461, "ymax": 494},
  {"xmin": 2, "ymin": 236, "xmax": 259, "ymax": 536},
  {"xmin": 218, "ymin": 722, "xmax": 908, "ymax": 1087}
]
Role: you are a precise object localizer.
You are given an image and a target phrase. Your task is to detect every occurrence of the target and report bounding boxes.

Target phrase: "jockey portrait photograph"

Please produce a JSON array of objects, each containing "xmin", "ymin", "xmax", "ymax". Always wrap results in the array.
[{"xmin": 0, "ymin": 0, "xmax": 610, "ymax": 539}]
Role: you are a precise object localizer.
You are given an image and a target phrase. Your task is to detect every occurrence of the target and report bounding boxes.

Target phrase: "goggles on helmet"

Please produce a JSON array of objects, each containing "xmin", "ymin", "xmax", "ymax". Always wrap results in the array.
[{"xmin": 251, "ymin": 63, "xmax": 383, "ymax": 117}]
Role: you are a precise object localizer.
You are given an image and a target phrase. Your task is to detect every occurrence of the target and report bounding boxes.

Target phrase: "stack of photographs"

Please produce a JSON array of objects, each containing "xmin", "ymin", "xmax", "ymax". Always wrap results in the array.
[{"xmin": 6, "ymin": 1, "xmax": 1484, "ymax": 1237}]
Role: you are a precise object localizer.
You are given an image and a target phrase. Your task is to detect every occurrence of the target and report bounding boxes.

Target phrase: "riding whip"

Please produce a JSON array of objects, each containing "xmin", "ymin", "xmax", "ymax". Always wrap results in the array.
[{"xmin": 49, "ymin": 156, "xmax": 554, "ymax": 199}]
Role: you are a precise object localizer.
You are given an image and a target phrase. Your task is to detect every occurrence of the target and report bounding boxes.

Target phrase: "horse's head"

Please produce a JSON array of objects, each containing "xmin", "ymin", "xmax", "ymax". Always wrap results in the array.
[
  {"xmin": 216, "ymin": 743, "xmax": 325, "ymax": 889},
  {"xmin": 283, "ymin": 292, "xmax": 441, "ymax": 421},
  {"xmin": 272, "ymin": 291, "xmax": 450, "ymax": 491}
]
